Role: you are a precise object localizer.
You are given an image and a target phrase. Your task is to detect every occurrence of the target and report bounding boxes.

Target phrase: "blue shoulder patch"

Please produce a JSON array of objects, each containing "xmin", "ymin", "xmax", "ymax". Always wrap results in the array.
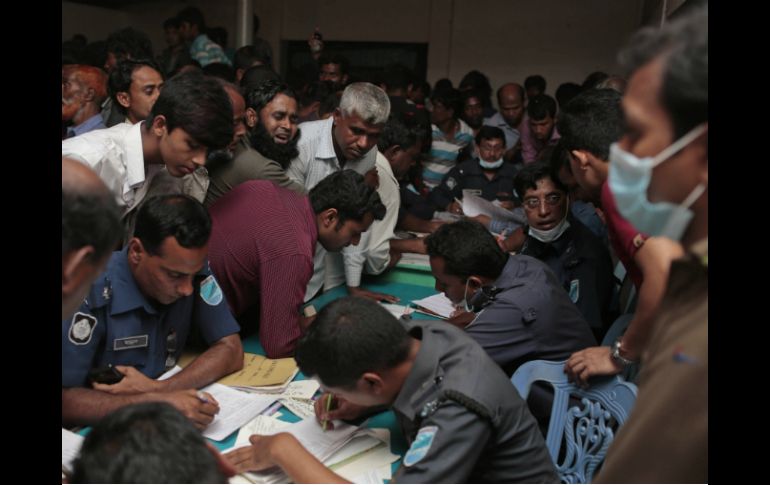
[
  {"xmin": 403, "ymin": 425, "xmax": 438, "ymax": 467},
  {"xmin": 199, "ymin": 275, "xmax": 223, "ymax": 306}
]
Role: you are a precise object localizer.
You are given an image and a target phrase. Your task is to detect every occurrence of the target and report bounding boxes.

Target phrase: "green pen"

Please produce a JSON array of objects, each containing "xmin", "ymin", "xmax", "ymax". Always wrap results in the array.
[{"xmin": 322, "ymin": 393, "xmax": 333, "ymax": 431}]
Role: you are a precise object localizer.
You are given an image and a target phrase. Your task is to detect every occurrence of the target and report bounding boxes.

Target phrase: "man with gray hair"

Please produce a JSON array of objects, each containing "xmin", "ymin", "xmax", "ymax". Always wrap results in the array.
[{"xmin": 287, "ymin": 82, "xmax": 391, "ymax": 301}]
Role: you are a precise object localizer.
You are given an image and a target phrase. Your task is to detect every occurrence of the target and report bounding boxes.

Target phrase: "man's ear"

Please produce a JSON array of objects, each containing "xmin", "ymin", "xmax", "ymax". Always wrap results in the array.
[
  {"xmin": 570, "ymin": 149, "xmax": 591, "ymax": 171},
  {"xmin": 245, "ymin": 107, "xmax": 258, "ymax": 128},
  {"xmin": 320, "ymin": 208, "xmax": 339, "ymax": 228},
  {"xmin": 332, "ymin": 107, "xmax": 343, "ymax": 125},
  {"xmin": 84, "ymin": 87, "xmax": 96, "ymax": 103},
  {"xmin": 466, "ymin": 276, "xmax": 483, "ymax": 292},
  {"xmin": 360, "ymin": 372, "xmax": 386, "ymax": 395},
  {"xmin": 151, "ymin": 115, "xmax": 167, "ymax": 136},
  {"xmin": 127, "ymin": 238, "xmax": 145, "ymax": 265},
  {"xmin": 116, "ymin": 91, "xmax": 131, "ymax": 109},
  {"xmin": 62, "ymin": 246, "xmax": 95, "ymax": 294}
]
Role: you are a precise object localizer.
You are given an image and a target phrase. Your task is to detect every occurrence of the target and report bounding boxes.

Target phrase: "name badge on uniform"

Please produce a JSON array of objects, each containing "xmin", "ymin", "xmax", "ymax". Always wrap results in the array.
[
  {"xmin": 403, "ymin": 425, "xmax": 438, "ymax": 467},
  {"xmin": 68, "ymin": 312, "xmax": 97, "ymax": 346},
  {"xmin": 199, "ymin": 275, "xmax": 223, "ymax": 306},
  {"xmin": 462, "ymin": 189, "xmax": 482, "ymax": 197},
  {"xmin": 569, "ymin": 279, "xmax": 580, "ymax": 303},
  {"xmin": 114, "ymin": 335, "xmax": 149, "ymax": 350}
]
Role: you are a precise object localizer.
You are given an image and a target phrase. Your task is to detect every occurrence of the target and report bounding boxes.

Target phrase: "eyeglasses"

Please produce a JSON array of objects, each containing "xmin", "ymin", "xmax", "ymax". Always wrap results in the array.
[
  {"xmin": 523, "ymin": 193, "xmax": 564, "ymax": 209},
  {"xmin": 165, "ymin": 329, "xmax": 177, "ymax": 371}
]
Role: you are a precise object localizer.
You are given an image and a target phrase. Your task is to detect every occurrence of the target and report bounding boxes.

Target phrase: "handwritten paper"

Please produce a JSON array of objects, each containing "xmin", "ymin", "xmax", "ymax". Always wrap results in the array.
[{"xmin": 412, "ymin": 293, "xmax": 458, "ymax": 319}]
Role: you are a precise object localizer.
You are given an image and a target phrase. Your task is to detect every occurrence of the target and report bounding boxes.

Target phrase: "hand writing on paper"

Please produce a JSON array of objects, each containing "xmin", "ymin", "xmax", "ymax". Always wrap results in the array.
[
  {"xmin": 159, "ymin": 389, "xmax": 220, "ymax": 430},
  {"xmin": 313, "ymin": 393, "xmax": 368, "ymax": 430}
]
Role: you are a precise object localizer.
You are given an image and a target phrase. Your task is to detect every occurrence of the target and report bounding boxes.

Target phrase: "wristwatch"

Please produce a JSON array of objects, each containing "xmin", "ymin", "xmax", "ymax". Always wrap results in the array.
[{"xmin": 610, "ymin": 338, "xmax": 637, "ymax": 367}]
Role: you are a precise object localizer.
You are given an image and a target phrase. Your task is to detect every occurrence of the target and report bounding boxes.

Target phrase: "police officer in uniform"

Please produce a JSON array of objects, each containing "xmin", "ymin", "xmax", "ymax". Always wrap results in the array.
[
  {"xmin": 62, "ymin": 194, "xmax": 243, "ymax": 430},
  {"xmin": 224, "ymin": 297, "xmax": 558, "ymax": 483}
]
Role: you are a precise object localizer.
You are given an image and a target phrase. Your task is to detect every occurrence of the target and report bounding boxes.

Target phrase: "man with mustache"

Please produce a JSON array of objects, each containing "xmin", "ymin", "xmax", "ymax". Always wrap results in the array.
[
  {"xmin": 287, "ymin": 82, "xmax": 391, "ymax": 301},
  {"xmin": 62, "ymin": 71, "xmax": 233, "ymax": 242},
  {"xmin": 205, "ymin": 80, "xmax": 304, "ymax": 208}
]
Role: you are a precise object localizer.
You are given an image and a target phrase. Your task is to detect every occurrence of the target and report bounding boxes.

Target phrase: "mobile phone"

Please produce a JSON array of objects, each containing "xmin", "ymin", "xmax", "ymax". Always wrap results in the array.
[{"xmin": 88, "ymin": 364, "xmax": 124, "ymax": 385}]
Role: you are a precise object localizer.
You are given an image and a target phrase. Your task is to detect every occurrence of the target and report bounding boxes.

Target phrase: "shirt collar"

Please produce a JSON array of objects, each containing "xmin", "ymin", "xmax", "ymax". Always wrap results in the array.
[
  {"xmin": 124, "ymin": 121, "xmax": 147, "ymax": 188},
  {"xmin": 68, "ymin": 113, "xmax": 106, "ymax": 138},
  {"xmin": 316, "ymin": 117, "xmax": 337, "ymax": 160}
]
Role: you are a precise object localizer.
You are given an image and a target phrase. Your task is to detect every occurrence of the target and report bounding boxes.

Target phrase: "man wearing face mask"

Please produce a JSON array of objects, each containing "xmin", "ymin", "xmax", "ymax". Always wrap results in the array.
[
  {"xmin": 429, "ymin": 126, "xmax": 519, "ymax": 215},
  {"xmin": 594, "ymin": 6, "xmax": 708, "ymax": 483},
  {"xmin": 515, "ymin": 162, "xmax": 614, "ymax": 342},
  {"xmin": 559, "ymin": 88, "xmax": 685, "ymax": 387},
  {"xmin": 425, "ymin": 220, "xmax": 596, "ymax": 379}
]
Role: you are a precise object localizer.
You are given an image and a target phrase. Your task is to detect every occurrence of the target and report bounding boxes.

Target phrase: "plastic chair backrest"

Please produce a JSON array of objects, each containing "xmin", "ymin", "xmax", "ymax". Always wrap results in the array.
[{"xmin": 511, "ymin": 360, "xmax": 638, "ymax": 483}]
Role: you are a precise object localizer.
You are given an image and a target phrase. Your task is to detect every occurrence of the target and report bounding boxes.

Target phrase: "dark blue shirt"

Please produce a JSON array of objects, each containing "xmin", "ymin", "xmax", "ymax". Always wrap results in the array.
[
  {"xmin": 429, "ymin": 158, "xmax": 520, "ymax": 211},
  {"xmin": 62, "ymin": 248, "xmax": 240, "ymax": 388}
]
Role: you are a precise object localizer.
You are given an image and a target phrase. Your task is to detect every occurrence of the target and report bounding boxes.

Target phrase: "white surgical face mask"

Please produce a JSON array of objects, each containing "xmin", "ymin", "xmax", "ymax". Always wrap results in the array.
[
  {"xmin": 479, "ymin": 157, "xmax": 504, "ymax": 170},
  {"xmin": 527, "ymin": 195, "xmax": 570, "ymax": 243},
  {"xmin": 609, "ymin": 124, "xmax": 707, "ymax": 241}
]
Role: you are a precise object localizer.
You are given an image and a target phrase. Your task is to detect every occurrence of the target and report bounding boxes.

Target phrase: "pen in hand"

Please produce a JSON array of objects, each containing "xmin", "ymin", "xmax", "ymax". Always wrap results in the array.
[{"xmin": 322, "ymin": 393, "xmax": 333, "ymax": 431}]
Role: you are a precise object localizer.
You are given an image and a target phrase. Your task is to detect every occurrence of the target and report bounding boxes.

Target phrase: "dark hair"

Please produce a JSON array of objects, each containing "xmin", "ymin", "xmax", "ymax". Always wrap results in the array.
[
  {"xmin": 381, "ymin": 64, "xmax": 412, "ymax": 92},
  {"xmin": 295, "ymin": 297, "xmax": 412, "ymax": 388},
  {"xmin": 71, "ymin": 402, "xmax": 225, "ymax": 483},
  {"xmin": 240, "ymin": 64, "xmax": 282, "ymax": 93},
  {"xmin": 177, "ymin": 6, "xmax": 206, "ymax": 31},
  {"xmin": 309, "ymin": 170, "xmax": 386, "ymax": 225},
  {"xmin": 163, "ymin": 17, "xmax": 181, "ymax": 30},
  {"xmin": 618, "ymin": 5, "xmax": 708, "ymax": 138},
  {"xmin": 526, "ymin": 94, "xmax": 557, "ymax": 121},
  {"xmin": 431, "ymin": 87, "xmax": 461, "ymax": 117},
  {"xmin": 557, "ymin": 88, "xmax": 625, "ymax": 160},
  {"xmin": 524, "ymin": 74, "xmax": 547, "ymax": 93},
  {"xmin": 513, "ymin": 161, "xmax": 568, "ymax": 201},
  {"xmin": 377, "ymin": 115, "xmax": 422, "ymax": 152},
  {"xmin": 108, "ymin": 58, "xmax": 163, "ymax": 111},
  {"xmin": 298, "ymin": 80, "xmax": 335, "ymax": 108},
  {"xmin": 147, "ymin": 71, "xmax": 234, "ymax": 151},
  {"xmin": 106, "ymin": 27, "xmax": 153, "ymax": 61},
  {"xmin": 133, "ymin": 194, "xmax": 211, "ymax": 256},
  {"xmin": 581, "ymin": 71, "xmax": 609, "ymax": 91},
  {"xmin": 246, "ymin": 79, "xmax": 296, "ymax": 114},
  {"xmin": 319, "ymin": 92, "xmax": 340, "ymax": 117},
  {"xmin": 425, "ymin": 220, "xmax": 507, "ymax": 279},
  {"xmin": 203, "ymin": 62, "xmax": 236, "ymax": 83},
  {"xmin": 458, "ymin": 70, "xmax": 493, "ymax": 109},
  {"xmin": 475, "ymin": 125, "xmax": 506, "ymax": 147},
  {"xmin": 434, "ymin": 78, "xmax": 453, "ymax": 92},
  {"xmin": 234, "ymin": 45, "xmax": 267, "ymax": 71},
  {"xmin": 318, "ymin": 53, "xmax": 350, "ymax": 75},
  {"xmin": 555, "ymin": 82, "xmax": 582, "ymax": 109},
  {"xmin": 62, "ymin": 181, "xmax": 121, "ymax": 261}
]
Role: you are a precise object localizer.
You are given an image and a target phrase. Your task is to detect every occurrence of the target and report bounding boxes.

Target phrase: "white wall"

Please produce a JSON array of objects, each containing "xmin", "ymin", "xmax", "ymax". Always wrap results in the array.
[{"xmin": 63, "ymin": 0, "xmax": 646, "ymax": 99}]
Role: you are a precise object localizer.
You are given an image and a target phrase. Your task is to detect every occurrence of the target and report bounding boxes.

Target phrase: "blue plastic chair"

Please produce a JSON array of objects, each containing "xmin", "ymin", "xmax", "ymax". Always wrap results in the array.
[{"xmin": 511, "ymin": 360, "xmax": 638, "ymax": 483}]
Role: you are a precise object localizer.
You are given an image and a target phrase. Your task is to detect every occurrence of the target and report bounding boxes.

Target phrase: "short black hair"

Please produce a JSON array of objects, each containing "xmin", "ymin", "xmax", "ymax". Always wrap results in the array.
[
  {"xmin": 431, "ymin": 86, "xmax": 461, "ymax": 117},
  {"xmin": 555, "ymin": 82, "xmax": 582, "ymax": 109},
  {"xmin": 239, "ymin": 64, "xmax": 282, "ymax": 94},
  {"xmin": 147, "ymin": 70, "xmax": 234, "ymax": 151},
  {"xmin": 62, "ymin": 178, "xmax": 121, "ymax": 261},
  {"xmin": 246, "ymin": 79, "xmax": 296, "ymax": 114},
  {"xmin": 177, "ymin": 6, "xmax": 206, "ymax": 31},
  {"xmin": 133, "ymin": 194, "xmax": 211, "ymax": 256},
  {"xmin": 377, "ymin": 115, "xmax": 422, "ymax": 152},
  {"xmin": 318, "ymin": 53, "xmax": 350, "ymax": 75},
  {"xmin": 298, "ymin": 80, "xmax": 335, "ymax": 108},
  {"xmin": 581, "ymin": 71, "xmax": 609, "ymax": 91},
  {"xmin": 71, "ymin": 402, "xmax": 225, "ymax": 483},
  {"xmin": 525, "ymin": 74, "xmax": 547, "ymax": 93},
  {"xmin": 106, "ymin": 27, "xmax": 153, "ymax": 61},
  {"xmin": 513, "ymin": 160, "xmax": 568, "ymax": 200},
  {"xmin": 234, "ymin": 45, "xmax": 268, "ymax": 71},
  {"xmin": 109, "ymin": 58, "xmax": 163, "ymax": 111},
  {"xmin": 295, "ymin": 296, "xmax": 412, "ymax": 388},
  {"xmin": 526, "ymin": 94, "xmax": 557, "ymax": 121},
  {"xmin": 163, "ymin": 17, "xmax": 181, "ymax": 30},
  {"xmin": 425, "ymin": 220, "xmax": 507, "ymax": 280},
  {"xmin": 381, "ymin": 64, "xmax": 412, "ymax": 92},
  {"xmin": 203, "ymin": 62, "xmax": 236, "ymax": 83},
  {"xmin": 475, "ymin": 125, "xmax": 506, "ymax": 147},
  {"xmin": 557, "ymin": 88, "xmax": 625, "ymax": 161},
  {"xmin": 458, "ymin": 70, "xmax": 493, "ymax": 108},
  {"xmin": 618, "ymin": 5, "xmax": 708, "ymax": 138},
  {"xmin": 309, "ymin": 170, "xmax": 386, "ymax": 226}
]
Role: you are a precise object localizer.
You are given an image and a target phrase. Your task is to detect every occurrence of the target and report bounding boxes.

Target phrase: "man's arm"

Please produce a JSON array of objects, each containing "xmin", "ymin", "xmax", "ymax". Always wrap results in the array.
[
  {"xmin": 162, "ymin": 334, "xmax": 243, "ymax": 391},
  {"xmin": 62, "ymin": 387, "xmax": 219, "ymax": 430},
  {"xmin": 398, "ymin": 213, "xmax": 445, "ymax": 234}
]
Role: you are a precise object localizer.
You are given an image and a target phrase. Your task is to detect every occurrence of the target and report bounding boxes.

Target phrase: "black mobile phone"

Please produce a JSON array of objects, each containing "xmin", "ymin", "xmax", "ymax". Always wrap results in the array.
[{"xmin": 88, "ymin": 364, "xmax": 124, "ymax": 385}]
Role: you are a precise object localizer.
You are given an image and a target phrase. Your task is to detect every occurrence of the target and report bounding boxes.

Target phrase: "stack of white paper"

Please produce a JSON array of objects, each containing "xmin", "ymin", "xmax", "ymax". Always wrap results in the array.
[
  {"xmin": 379, "ymin": 302, "xmax": 412, "ymax": 319},
  {"xmin": 62, "ymin": 428, "xmax": 84, "ymax": 476},
  {"xmin": 411, "ymin": 293, "xmax": 458, "ymax": 319},
  {"xmin": 396, "ymin": 252, "xmax": 431, "ymax": 269},
  {"xmin": 461, "ymin": 192, "xmax": 526, "ymax": 223}
]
